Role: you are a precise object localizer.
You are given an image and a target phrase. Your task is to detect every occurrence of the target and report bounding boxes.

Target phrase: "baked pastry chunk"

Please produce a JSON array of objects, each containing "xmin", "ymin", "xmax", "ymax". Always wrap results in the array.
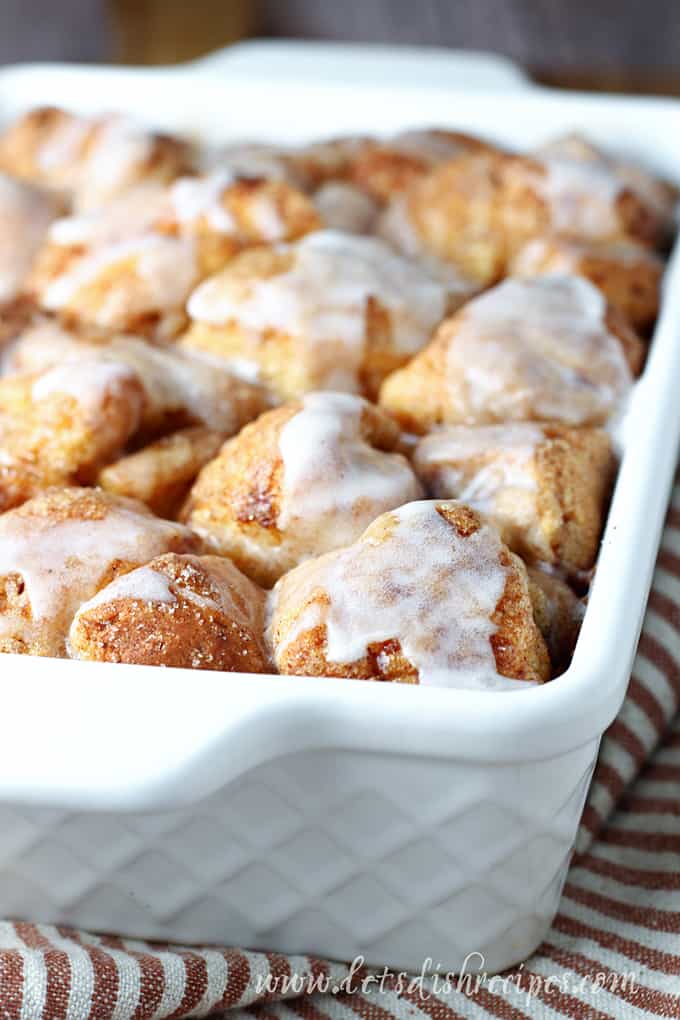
[
  {"xmin": 537, "ymin": 133, "xmax": 678, "ymax": 245},
  {"xmin": 528, "ymin": 566, "xmax": 584, "ymax": 676},
  {"xmin": 98, "ymin": 426, "xmax": 225, "ymax": 518},
  {"xmin": 68, "ymin": 552, "xmax": 269, "ymax": 671},
  {"xmin": 0, "ymin": 359, "xmax": 146, "ymax": 511},
  {"xmin": 155, "ymin": 171, "xmax": 321, "ymax": 275},
  {"xmin": 378, "ymin": 147, "xmax": 667, "ymax": 286},
  {"xmin": 0, "ymin": 486, "xmax": 199, "ymax": 656},
  {"xmin": 0, "ymin": 107, "xmax": 190, "ymax": 210},
  {"xmin": 26, "ymin": 172, "xmax": 320, "ymax": 339},
  {"xmin": 510, "ymin": 237, "xmax": 663, "ymax": 334},
  {"xmin": 267, "ymin": 500, "xmax": 550, "ymax": 686},
  {"xmin": 288, "ymin": 130, "xmax": 495, "ymax": 201},
  {"xmin": 340, "ymin": 129, "xmax": 498, "ymax": 203},
  {"xmin": 179, "ymin": 230, "xmax": 458, "ymax": 400},
  {"xmin": 183, "ymin": 392, "xmax": 423, "ymax": 587},
  {"xmin": 413, "ymin": 423, "xmax": 615, "ymax": 571},
  {"xmin": 6, "ymin": 323, "xmax": 267, "ymax": 438},
  {"xmin": 0, "ymin": 172, "xmax": 61, "ymax": 303},
  {"xmin": 379, "ymin": 275, "xmax": 643, "ymax": 432},
  {"xmin": 26, "ymin": 230, "xmax": 200, "ymax": 341}
]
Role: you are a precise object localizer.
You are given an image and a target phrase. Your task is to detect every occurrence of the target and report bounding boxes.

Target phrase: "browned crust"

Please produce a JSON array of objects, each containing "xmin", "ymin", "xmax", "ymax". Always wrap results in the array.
[
  {"xmin": 271, "ymin": 502, "xmax": 550, "ymax": 684},
  {"xmin": 98, "ymin": 426, "xmax": 226, "ymax": 518},
  {"xmin": 535, "ymin": 426, "xmax": 616, "ymax": 572},
  {"xmin": 68, "ymin": 552, "xmax": 269, "ymax": 672},
  {"xmin": 182, "ymin": 400, "xmax": 403, "ymax": 587},
  {"xmin": 379, "ymin": 294, "xmax": 645, "ymax": 434}
]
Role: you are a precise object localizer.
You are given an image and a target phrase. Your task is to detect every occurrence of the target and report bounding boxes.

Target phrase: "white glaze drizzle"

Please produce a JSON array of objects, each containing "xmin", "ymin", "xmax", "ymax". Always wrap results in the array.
[
  {"xmin": 535, "ymin": 156, "xmax": 625, "ymax": 239},
  {"xmin": 270, "ymin": 500, "xmax": 525, "ymax": 689},
  {"xmin": 170, "ymin": 171, "xmax": 236, "ymax": 232},
  {"xmin": 188, "ymin": 230, "xmax": 447, "ymax": 390},
  {"xmin": 445, "ymin": 275, "xmax": 633, "ymax": 424},
  {"xmin": 30, "ymin": 358, "xmax": 140, "ymax": 416},
  {"xmin": 48, "ymin": 183, "xmax": 169, "ymax": 247},
  {"xmin": 277, "ymin": 392, "xmax": 422, "ymax": 551},
  {"xmin": 0, "ymin": 496, "xmax": 191, "ymax": 643},
  {"xmin": 41, "ymin": 235, "xmax": 198, "ymax": 323}
]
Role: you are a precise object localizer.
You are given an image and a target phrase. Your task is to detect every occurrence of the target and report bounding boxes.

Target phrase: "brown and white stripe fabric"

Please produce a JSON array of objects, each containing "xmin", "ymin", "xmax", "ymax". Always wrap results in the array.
[{"xmin": 3, "ymin": 490, "xmax": 680, "ymax": 1019}]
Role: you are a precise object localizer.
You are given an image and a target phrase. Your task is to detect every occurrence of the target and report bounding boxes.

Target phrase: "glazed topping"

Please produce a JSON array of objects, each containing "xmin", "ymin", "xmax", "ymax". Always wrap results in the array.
[
  {"xmin": 37, "ymin": 115, "xmax": 91, "ymax": 174},
  {"xmin": 278, "ymin": 392, "xmax": 422, "ymax": 548},
  {"xmin": 30, "ymin": 358, "xmax": 143, "ymax": 418},
  {"xmin": 535, "ymin": 156, "xmax": 625, "ymax": 239},
  {"xmin": 188, "ymin": 231, "xmax": 447, "ymax": 390},
  {"xmin": 0, "ymin": 173, "xmax": 58, "ymax": 301},
  {"xmin": 48, "ymin": 184, "xmax": 169, "ymax": 247},
  {"xmin": 314, "ymin": 182, "xmax": 378, "ymax": 234},
  {"xmin": 70, "ymin": 555, "xmax": 263, "ymax": 645},
  {"xmin": 170, "ymin": 171, "xmax": 237, "ymax": 232},
  {"xmin": 73, "ymin": 563, "xmax": 176, "ymax": 613},
  {"xmin": 271, "ymin": 500, "xmax": 522, "ymax": 689},
  {"xmin": 41, "ymin": 235, "xmax": 198, "ymax": 320},
  {"xmin": 73, "ymin": 116, "xmax": 156, "ymax": 210},
  {"xmin": 415, "ymin": 424, "xmax": 543, "ymax": 509},
  {"xmin": 0, "ymin": 493, "xmax": 192, "ymax": 646},
  {"xmin": 445, "ymin": 275, "xmax": 633, "ymax": 424},
  {"xmin": 4, "ymin": 328, "xmax": 257, "ymax": 434}
]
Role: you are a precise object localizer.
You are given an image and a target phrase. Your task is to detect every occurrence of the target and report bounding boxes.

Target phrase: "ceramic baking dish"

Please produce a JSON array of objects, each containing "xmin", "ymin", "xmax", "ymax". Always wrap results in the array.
[{"xmin": 0, "ymin": 42, "xmax": 679, "ymax": 974}]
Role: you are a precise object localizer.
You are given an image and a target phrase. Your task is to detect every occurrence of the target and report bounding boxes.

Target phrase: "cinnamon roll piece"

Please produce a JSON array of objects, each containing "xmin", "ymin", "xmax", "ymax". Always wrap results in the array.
[
  {"xmin": 267, "ymin": 500, "xmax": 550, "ymax": 687},
  {"xmin": 0, "ymin": 486, "xmax": 199, "ymax": 656},
  {"xmin": 6, "ymin": 324, "xmax": 268, "ymax": 439},
  {"xmin": 0, "ymin": 358, "xmax": 145, "ymax": 511},
  {"xmin": 98, "ymin": 427, "xmax": 225, "ymax": 518},
  {"xmin": 379, "ymin": 146, "xmax": 667, "ymax": 286},
  {"xmin": 179, "ymin": 231, "xmax": 466, "ymax": 401},
  {"xmin": 379, "ymin": 275, "xmax": 644, "ymax": 433},
  {"xmin": 0, "ymin": 107, "xmax": 191, "ymax": 210},
  {"xmin": 183, "ymin": 392, "xmax": 422, "ymax": 587},
  {"xmin": 68, "ymin": 552, "xmax": 269, "ymax": 672},
  {"xmin": 413, "ymin": 423, "xmax": 615, "ymax": 572},
  {"xmin": 510, "ymin": 237, "xmax": 663, "ymax": 334}
]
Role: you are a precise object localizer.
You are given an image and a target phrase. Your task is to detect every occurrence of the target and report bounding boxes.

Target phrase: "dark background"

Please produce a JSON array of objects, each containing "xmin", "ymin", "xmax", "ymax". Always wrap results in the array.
[{"xmin": 1, "ymin": 0, "xmax": 679, "ymax": 93}]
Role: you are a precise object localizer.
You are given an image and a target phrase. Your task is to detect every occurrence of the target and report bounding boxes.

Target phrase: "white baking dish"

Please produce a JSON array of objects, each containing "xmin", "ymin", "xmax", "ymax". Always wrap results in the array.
[{"xmin": 0, "ymin": 43, "xmax": 679, "ymax": 974}]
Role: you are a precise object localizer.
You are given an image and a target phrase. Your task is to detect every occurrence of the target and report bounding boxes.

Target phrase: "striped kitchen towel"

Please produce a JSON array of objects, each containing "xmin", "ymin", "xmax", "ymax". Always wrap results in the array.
[{"xmin": 2, "ymin": 489, "xmax": 680, "ymax": 1019}]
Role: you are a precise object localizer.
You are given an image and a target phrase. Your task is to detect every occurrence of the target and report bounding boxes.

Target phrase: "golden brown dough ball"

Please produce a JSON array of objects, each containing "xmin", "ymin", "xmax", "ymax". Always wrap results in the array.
[
  {"xmin": 154, "ymin": 171, "xmax": 321, "ymax": 276},
  {"xmin": 0, "ymin": 486, "xmax": 200, "ymax": 657},
  {"xmin": 267, "ymin": 500, "xmax": 550, "ymax": 686},
  {"xmin": 379, "ymin": 275, "xmax": 644, "ymax": 433},
  {"xmin": 537, "ymin": 133, "xmax": 678, "ymax": 246},
  {"xmin": 6, "ymin": 323, "xmax": 268, "ymax": 440},
  {"xmin": 509, "ymin": 237, "xmax": 663, "ymax": 334},
  {"xmin": 183, "ymin": 392, "xmax": 423, "ymax": 587},
  {"xmin": 378, "ymin": 147, "xmax": 667, "ymax": 286},
  {"xmin": 68, "ymin": 552, "xmax": 270, "ymax": 672},
  {"xmin": 0, "ymin": 107, "xmax": 191, "ymax": 210},
  {"xmin": 179, "ymin": 230, "xmax": 461, "ymax": 401},
  {"xmin": 413, "ymin": 423, "xmax": 615, "ymax": 572},
  {"xmin": 25, "ymin": 230, "xmax": 200, "ymax": 341},
  {"xmin": 98, "ymin": 426, "xmax": 225, "ymax": 519},
  {"xmin": 0, "ymin": 359, "xmax": 146, "ymax": 511}
]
